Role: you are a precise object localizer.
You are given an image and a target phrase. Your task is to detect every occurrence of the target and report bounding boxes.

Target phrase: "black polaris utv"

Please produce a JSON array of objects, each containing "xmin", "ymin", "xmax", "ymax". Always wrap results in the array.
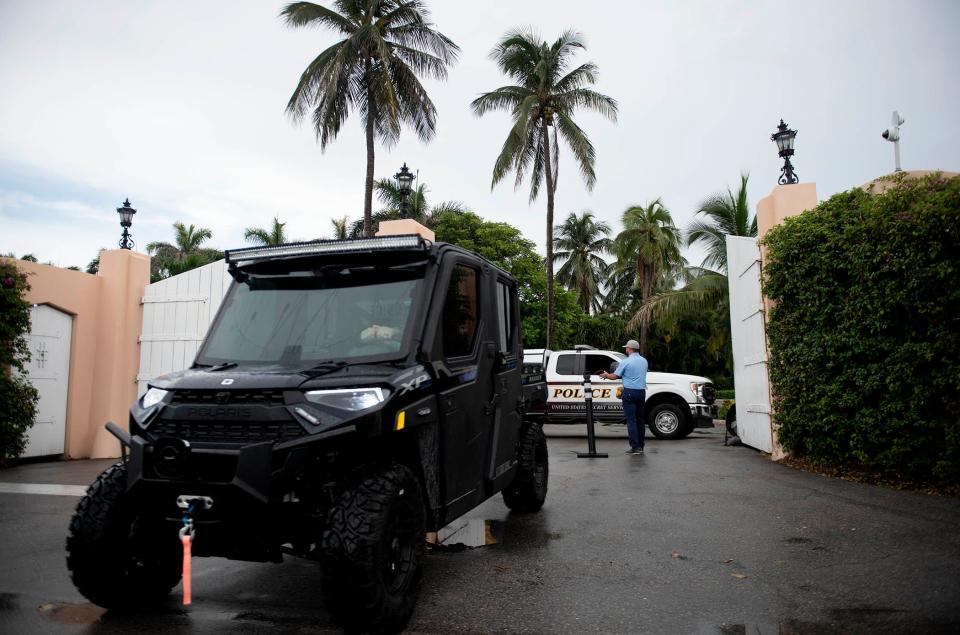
[{"xmin": 66, "ymin": 235, "xmax": 549, "ymax": 632}]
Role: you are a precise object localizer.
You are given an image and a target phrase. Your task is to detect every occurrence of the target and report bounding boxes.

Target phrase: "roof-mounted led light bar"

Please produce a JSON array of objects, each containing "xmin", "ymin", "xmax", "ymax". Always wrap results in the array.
[{"xmin": 225, "ymin": 235, "xmax": 429, "ymax": 265}]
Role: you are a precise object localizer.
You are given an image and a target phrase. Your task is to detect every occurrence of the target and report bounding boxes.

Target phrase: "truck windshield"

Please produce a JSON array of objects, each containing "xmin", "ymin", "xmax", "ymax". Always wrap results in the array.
[{"xmin": 197, "ymin": 267, "xmax": 424, "ymax": 367}]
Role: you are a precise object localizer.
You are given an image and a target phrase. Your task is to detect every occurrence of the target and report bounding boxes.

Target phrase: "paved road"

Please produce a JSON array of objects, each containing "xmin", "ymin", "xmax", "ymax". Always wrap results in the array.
[{"xmin": 1, "ymin": 427, "xmax": 958, "ymax": 634}]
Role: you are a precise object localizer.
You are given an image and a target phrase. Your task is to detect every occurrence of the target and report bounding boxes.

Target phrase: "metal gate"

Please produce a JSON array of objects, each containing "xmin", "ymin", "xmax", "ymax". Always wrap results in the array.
[
  {"xmin": 22, "ymin": 305, "xmax": 73, "ymax": 457},
  {"xmin": 726, "ymin": 236, "xmax": 772, "ymax": 453},
  {"xmin": 137, "ymin": 259, "xmax": 231, "ymax": 395}
]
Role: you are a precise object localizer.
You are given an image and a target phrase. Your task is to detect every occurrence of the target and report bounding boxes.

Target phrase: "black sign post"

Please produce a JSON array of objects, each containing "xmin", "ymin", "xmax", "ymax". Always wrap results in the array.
[{"xmin": 577, "ymin": 371, "xmax": 608, "ymax": 459}]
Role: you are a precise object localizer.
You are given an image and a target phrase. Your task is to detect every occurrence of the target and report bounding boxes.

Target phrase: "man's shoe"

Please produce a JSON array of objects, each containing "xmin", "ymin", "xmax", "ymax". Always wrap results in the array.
[
  {"xmin": 625, "ymin": 447, "xmax": 638, "ymax": 454},
  {"xmin": 631, "ymin": 447, "xmax": 644, "ymax": 455}
]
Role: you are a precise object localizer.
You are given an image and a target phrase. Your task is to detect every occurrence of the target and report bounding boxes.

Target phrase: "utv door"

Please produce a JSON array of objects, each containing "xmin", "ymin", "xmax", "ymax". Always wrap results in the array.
[
  {"xmin": 431, "ymin": 259, "xmax": 496, "ymax": 521},
  {"xmin": 484, "ymin": 276, "xmax": 522, "ymax": 493}
]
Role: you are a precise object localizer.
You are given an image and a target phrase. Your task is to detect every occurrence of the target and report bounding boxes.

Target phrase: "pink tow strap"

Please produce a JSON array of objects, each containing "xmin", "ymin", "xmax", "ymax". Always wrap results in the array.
[{"xmin": 181, "ymin": 534, "xmax": 192, "ymax": 605}]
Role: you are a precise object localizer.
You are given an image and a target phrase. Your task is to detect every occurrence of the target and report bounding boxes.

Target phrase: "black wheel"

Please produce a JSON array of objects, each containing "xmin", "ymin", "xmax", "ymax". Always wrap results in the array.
[
  {"xmin": 502, "ymin": 423, "xmax": 548, "ymax": 513},
  {"xmin": 66, "ymin": 463, "xmax": 182, "ymax": 609},
  {"xmin": 647, "ymin": 403, "xmax": 687, "ymax": 440},
  {"xmin": 321, "ymin": 464, "xmax": 426, "ymax": 633},
  {"xmin": 725, "ymin": 404, "xmax": 738, "ymax": 436}
]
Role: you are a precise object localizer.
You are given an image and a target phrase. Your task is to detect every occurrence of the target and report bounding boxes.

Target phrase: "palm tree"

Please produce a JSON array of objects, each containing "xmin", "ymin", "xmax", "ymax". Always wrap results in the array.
[
  {"xmin": 612, "ymin": 199, "xmax": 681, "ymax": 354},
  {"xmin": 472, "ymin": 29, "xmax": 617, "ymax": 348},
  {"xmin": 634, "ymin": 174, "xmax": 758, "ymax": 350},
  {"xmin": 146, "ymin": 222, "xmax": 215, "ymax": 281},
  {"xmin": 244, "ymin": 217, "xmax": 289, "ymax": 246},
  {"xmin": 687, "ymin": 173, "xmax": 757, "ymax": 272},
  {"xmin": 330, "ymin": 216, "xmax": 350, "ymax": 240},
  {"xmin": 552, "ymin": 211, "xmax": 611, "ymax": 313},
  {"xmin": 348, "ymin": 177, "xmax": 467, "ymax": 236},
  {"xmin": 146, "ymin": 222, "xmax": 213, "ymax": 262},
  {"xmin": 281, "ymin": 1, "xmax": 459, "ymax": 238}
]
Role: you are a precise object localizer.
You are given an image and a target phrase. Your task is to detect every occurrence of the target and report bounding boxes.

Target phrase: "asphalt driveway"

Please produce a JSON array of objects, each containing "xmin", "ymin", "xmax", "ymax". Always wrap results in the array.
[{"xmin": 0, "ymin": 426, "xmax": 958, "ymax": 634}]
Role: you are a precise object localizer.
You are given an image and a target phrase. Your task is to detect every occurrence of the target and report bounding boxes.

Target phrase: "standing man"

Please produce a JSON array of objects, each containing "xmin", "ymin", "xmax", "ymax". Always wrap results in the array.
[{"xmin": 599, "ymin": 339, "xmax": 648, "ymax": 455}]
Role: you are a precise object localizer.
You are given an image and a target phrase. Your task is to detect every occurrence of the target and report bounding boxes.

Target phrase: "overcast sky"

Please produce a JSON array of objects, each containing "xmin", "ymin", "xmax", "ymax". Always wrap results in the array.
[{"xmin": 1, "ymin": 0, "xmax": 958, "ymax": 269}]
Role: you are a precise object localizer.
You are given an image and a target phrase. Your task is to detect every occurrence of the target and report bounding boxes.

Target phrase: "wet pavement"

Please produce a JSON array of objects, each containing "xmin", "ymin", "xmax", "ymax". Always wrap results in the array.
[{"xmin": 1, "ymin": 426, "xmax": 958, "ymax": 634}]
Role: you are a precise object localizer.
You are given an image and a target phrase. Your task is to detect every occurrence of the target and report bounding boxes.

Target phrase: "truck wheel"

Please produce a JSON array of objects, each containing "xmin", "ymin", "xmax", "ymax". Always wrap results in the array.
[
  {"xmin": 647, "ymin": 403, "xmax": 687, "ymax": 440},
  {"xmin": 66, "ymin": 463, "xmax": 182, "ymax": 609},
  {"xmin": 321, "ymin": 464, "xmax": 425, "ymax": 633},
  {"xmin": 725, "ymin": 404, "xmax": 738, "ymax": 436},
  {"xmin": 502, "ymin": 424, "xmax": 548, "ymax": 513}
]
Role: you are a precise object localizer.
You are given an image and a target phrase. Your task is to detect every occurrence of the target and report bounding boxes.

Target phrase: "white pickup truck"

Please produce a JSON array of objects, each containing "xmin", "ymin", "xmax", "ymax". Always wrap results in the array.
[{"xmin": 522, "ymin": 347, "xmax": 717, "ymax": 439}]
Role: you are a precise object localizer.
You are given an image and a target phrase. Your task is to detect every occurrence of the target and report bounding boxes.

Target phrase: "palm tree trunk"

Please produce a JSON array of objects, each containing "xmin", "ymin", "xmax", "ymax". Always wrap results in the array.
[
  {"xmin": 363, "ymin": 109, "xmax": 375, "ymax": 238},
  {"xmin": 543, "ymin": 121, "xmax": 556, "ymax": 349},
  {"xmin": 639, "ymin": 265, "xmax": 653, "ymax": 355}
]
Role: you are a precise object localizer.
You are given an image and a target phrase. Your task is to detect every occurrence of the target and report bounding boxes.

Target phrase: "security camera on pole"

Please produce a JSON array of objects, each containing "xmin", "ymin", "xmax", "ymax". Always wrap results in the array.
[{"xmin": 881, "ymin": 110, "xmax": 905, "ymax": 172}]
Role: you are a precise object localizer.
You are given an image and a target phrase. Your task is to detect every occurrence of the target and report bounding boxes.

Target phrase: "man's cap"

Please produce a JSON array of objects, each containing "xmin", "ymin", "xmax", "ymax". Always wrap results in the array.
[{"xmin": 623, "ymin": 339, "xmax": 640, "ymax": 350}]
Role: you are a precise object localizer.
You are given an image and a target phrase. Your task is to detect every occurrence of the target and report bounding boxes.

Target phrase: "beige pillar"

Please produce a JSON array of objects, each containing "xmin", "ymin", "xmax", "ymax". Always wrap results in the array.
[
  {"xmin": 755, "ymin": 184, "xmax": 818, "ymax": 460},
  {"xmin": 756, "ymin": 183, "xmax": 818, "ymax": 241},
  {"xmin": 375, "ymin": 219, "xmax": 435, "ymax": 241},
  {"xmin": 88, "ymin": 250, "xmax": 150, "ymax": 458}
]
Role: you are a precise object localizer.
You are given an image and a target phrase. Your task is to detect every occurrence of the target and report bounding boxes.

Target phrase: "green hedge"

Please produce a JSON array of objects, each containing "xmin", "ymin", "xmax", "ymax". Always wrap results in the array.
[
  {"xmin": 0, "ymin": 261, "xmax": 39, "ymax": 465},
  {"xmin": 762, "ymin": 173, "xmax": 960, "ymax": 482}
]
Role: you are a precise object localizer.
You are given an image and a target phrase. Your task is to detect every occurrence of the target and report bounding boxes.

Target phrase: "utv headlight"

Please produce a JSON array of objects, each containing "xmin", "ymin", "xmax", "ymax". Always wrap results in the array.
[
  {"xmin": 304, "ymin": 387, "xmax": 387, "ymax": 411},
  {"xmin": 142, "ymin": 387, "xmax": 169, "ymax": 409}
]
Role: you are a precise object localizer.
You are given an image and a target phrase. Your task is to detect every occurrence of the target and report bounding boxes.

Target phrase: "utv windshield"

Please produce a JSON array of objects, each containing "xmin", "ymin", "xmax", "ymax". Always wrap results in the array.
[{"xmin": 197, "ymin": 266, "xmax": 424, "ymax": 367}]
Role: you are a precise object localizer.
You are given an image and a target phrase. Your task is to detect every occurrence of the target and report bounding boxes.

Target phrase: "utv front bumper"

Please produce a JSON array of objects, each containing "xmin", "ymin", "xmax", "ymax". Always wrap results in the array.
[{"xmin": 120, "ymin": 421, "xmax": 356, "ymax": 562}]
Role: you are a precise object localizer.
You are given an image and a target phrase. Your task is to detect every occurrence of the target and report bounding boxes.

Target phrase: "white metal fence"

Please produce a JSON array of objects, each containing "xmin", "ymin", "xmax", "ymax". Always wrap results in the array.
[
  {"xmin": 137, "ymin": 259, "xmax": 231, "ymax": 395},
  {"xmin": 726, "ymin": 236, "xmax": 772, "ymax": 453}
]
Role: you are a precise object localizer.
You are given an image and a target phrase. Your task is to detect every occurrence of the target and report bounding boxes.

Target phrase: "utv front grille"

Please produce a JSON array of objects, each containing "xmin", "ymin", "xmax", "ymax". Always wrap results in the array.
[
  {"xmin": 170, "ymin": 390, "xmax": 286, "ymax": 406},
  {"xmin": 149, "ymin": 420, "xmax": 305, "ymax": 444}
]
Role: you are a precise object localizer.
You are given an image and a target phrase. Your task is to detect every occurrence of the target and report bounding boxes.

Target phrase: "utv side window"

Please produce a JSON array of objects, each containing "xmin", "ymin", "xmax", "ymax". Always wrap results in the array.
[
  {"xmin": 555, "ymin": 354, "xmax": 576, "ymax": 376},
  {"xmin": 442, "ymin": 265, "xmax": 479, "ymax": 358},
  {"xmin": 495, "ymin": 280, "xmax": 516, "ymax": 354}
]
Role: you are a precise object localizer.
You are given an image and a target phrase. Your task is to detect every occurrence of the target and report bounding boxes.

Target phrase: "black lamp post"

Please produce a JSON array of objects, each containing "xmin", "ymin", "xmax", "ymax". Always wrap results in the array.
[
  {"xmin": 393, "ymin": 163, "xmax": 416, "ymax": 218},
  {"xmin": 117, "ymin": 198, "xmax": 137, "ymax": 249},
  {"xmin": 771, "ymin": 119, "xmax": 799, "ymax": 185}
]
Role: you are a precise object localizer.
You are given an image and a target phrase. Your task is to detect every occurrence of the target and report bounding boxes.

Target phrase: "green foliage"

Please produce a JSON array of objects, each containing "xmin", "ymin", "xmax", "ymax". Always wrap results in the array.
[
  {"xmin": 613, "ymin": 199, "xmax": 682, "ymax": 353},
  {"xmin": 646, "ymin": 308, "xmax": 731, "ymax": 382},
  {"xmin": 763, "ymin": 173, "xmax": 960, "ymax": 482},
  {"xmin": 687, "ymin": 172, "xmax": 757, "ymax": 272},
  {"xmin": 147, "ymin": 222, "xmax": 219, "ymax": 282},
  {"xmin": 553, "ymin": 210, "xmax": 611, "ymax": 313},
  {"xmin": 0, "ymin": 261, "xmax": 40, "ymax": 465}
]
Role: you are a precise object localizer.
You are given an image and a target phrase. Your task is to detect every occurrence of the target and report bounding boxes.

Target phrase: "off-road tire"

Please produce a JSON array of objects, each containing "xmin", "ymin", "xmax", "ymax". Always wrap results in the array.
[
  {"xmin": 648, "ymin": 403, "xmax": 687, "ymax": 440},
  {"xmin": 66, "ymin": 462, "xmax": 182, "ymax": 609},
  {"xmin": 321, "ymin": 464, "xmax": 425, "ymax": 633},
  {"xmin": 502, "ymin": 423, "xmax": 548, "ymax": 513}
]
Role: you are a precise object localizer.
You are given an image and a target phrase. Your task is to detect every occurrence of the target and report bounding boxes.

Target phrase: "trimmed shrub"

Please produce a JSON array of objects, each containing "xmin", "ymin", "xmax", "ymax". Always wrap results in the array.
[
  {"xmin": 762, "ymin": 173, "xmax": 960, "ymax": 481},
  {"xmin": 0, "ymin": 261, "xmax": 39, "ymax": 465}
]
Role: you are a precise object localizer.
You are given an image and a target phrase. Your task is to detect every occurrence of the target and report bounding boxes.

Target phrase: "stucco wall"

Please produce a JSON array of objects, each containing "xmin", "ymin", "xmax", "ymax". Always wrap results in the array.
[{"xmin": 6, "ymin": 250, "xmax": 149, "ymax": 459}]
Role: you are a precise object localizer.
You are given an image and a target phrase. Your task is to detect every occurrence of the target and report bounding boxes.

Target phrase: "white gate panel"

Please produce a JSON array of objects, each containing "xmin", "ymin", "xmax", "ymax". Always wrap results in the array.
[
  {"xmin": 726, "ymin": 236, "xmax": 772, "ymax": 453},
  {"xmin": 137, "ymin": 259, "xmax": 232, "ymax": 394},
  {"xmin": 22, "ymin": 305, "xmax": 73, "ymax": 457}
]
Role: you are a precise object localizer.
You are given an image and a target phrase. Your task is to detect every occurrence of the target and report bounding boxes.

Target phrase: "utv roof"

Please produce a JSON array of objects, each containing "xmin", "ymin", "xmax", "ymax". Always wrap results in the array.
[{"xmin": 224, "ymin": 234, "xmax": 512, "ymax": 279}]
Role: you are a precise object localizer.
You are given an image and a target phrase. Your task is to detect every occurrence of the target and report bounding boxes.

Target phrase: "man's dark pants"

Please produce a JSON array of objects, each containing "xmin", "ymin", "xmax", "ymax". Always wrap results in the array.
[{"xmin": 622, "ymin": 388, "xmax": 646, "ymax": 449}]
